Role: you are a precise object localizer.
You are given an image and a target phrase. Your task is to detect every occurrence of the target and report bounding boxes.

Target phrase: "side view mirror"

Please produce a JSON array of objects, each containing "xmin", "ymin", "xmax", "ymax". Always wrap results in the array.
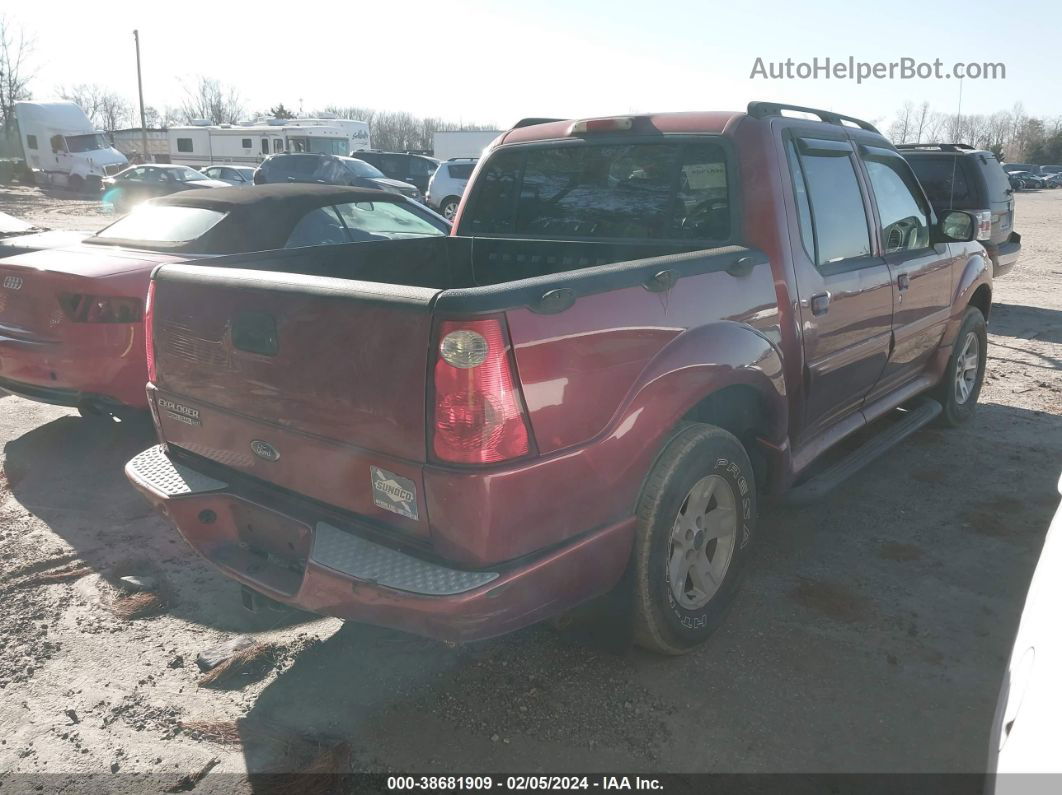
[{"xmin": 933, "ymin": 210, "xmax": 977, "ymax": 244}]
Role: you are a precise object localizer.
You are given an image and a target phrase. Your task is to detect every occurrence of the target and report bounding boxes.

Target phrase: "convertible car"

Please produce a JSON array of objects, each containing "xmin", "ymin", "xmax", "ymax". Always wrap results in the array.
[{"xmin": 0, "ymin": 184, "xmax": 449, "ymax": 418}]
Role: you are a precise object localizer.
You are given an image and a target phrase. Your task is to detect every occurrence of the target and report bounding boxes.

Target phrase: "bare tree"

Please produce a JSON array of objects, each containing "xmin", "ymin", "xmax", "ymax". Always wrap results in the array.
[
  {"xmin": 910, "ymin": 102, "xmax": 929, "ymax": 143},
  {"xmin": 320, "ymin": 104, "xmax": 495, "ymax": 152},
  {"xmin": 0, "ymin": 14, "xmax": 35, "ymax": 131},
  {"xmin": 97, "ymin": 92, "xmax": 132, "ymax": 131},
  {"xmin": 888, "ymin": 101, "xmax": 914, "ymax": 144},
  {"xmin": 179, "ymin": 77, "xmax": 244, "ymax": 125},
  {"xmin": 60, "ymin": 83, "xmax": 132, "ymax": 131}
]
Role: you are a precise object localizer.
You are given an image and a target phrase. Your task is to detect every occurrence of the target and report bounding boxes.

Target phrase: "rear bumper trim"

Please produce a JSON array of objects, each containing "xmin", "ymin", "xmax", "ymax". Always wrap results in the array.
[{"xmin": 312, "ymin": 522, "xmax": 498, "ymax": 595}]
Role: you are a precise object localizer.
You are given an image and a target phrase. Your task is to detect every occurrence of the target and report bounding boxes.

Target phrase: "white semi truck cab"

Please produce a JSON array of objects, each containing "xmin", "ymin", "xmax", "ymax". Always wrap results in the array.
[{"xmin": 15, "ymin": 101, "xmax": 128, "ymax": 192}]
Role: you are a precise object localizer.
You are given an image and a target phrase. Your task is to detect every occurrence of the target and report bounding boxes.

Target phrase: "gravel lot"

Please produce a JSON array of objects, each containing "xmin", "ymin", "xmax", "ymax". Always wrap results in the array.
[{"xmin": 0, "ymin": 185, "xmax": 1059, "ymax": 786}]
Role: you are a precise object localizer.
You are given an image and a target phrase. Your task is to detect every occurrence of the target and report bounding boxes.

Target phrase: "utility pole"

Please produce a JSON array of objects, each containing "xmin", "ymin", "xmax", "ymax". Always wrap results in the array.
[{"xmin": 133, "ymin": 30, "xmax": 149, "ymax": 162}]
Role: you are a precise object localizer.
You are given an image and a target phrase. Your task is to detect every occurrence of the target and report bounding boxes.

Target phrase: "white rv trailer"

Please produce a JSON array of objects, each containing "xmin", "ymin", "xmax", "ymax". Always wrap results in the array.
[
  {"xmin": 166, "ymin": 118, "xmax": 370, "ymax": 167},
  {"xmin": 14, "ymin": 101, "xmax": 128, "ymax": 190}
]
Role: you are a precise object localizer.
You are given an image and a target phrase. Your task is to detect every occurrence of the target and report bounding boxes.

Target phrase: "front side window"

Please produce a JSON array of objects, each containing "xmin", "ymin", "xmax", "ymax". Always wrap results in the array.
[
  {"xmin": 794, "ymin": 139, "xmax": 872, "ymax": 266},
  {"xmin": 176, "ymin": 138, "xmax": 194, "ymax": 153},
  {"xmin": 460, "ymin": 141, "xmax": 732, "ymax": 241},
  {"xmin": 273, "ymin": 139, "xmax": 283, "ymax": 153},
  {"xmin": 333, "ymin": 200, "xmax": 447, "ymax": 240},
  {"xmin": 173, "ymin": 167, "xmax": 209, "ymax": 183},
  {"xmin": 862, "ymin": 153, "xmax": 930, "ymax": 253},
  {"xmin": 343, "ymin": 158, "xmax": 386, "ymax": 179},
  {"xmin": 94, "ymin": 206, "xmax": 226, "ymax": 243},
  {"xmin": 409, "ymin": 157, "xmax": 439, "ymax": 177},
  {"xmin": 284, "ymin": 206, "xmax": 349, "ymax": 248}
]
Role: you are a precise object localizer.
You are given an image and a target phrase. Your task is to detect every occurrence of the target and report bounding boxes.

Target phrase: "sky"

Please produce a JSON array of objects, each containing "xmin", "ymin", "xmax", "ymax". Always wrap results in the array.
[{"xmin": 8, "ymin": 0, "xmax": 1060, "ymax": 129}]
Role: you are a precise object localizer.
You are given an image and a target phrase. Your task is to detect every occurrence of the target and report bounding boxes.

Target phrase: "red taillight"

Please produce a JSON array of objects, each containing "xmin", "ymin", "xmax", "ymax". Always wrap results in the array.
[
  {"xmin": 58, "ymin": 293, "xmax": 142, "ymax": 323},
  {"xmin": 432, "ymin": 317, "xmax": 531, "ymax": 464},
  {"xmin": 569, "ymin": 117, "xmax": 634, "ymax": 135},
  {"xmin": 144, "ymin": 281, "xmax": 157, "ymax": 383},
  {"xmin": 975, "ymin": 209, "xmax": 992, "ymax": 241}
]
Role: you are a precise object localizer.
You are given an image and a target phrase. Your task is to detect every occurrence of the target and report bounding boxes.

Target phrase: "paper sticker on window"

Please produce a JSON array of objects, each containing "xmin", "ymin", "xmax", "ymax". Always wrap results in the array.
[
  {"xmin": 370, "ymin": 466, "xmax": 419, "ymax": 520},
  {"xmin": 683, "ymin": 162, "xmax": 726, "ymax": 190}
]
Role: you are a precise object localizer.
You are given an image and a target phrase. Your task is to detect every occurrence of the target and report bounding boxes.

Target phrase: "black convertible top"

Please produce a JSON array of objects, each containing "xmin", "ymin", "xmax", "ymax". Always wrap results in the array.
[{"xmin": 88, "ymin": 184, "xmax": 412, "ymax": 254}]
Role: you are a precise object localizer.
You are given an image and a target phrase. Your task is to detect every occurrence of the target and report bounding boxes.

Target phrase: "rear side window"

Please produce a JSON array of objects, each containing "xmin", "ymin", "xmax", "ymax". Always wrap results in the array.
[
  {"xmin": 176, "ymin": 138, "xmax": 193, "ymax": 153},
  {"xmin": 977, "ymin": 154, "xmax": 1013, "ymax": 203},
  {"xmin": 266, "ymin": 156, "xmax": 319, "ymax": 179},
  {"xmin": 448, "ymin": 163, "xmax": 475, "ymax": 180},
  {"xmin": 791, "ymin": 139, "xmax": 872, "ymax": 266},
  {"xmin": 905, "ymin": 156, "xmax": 973, "ymax": 205},
  {"xmin": 26, "ymin": 134, "xmax": 38, "ymax": 149},
  {"xmin": 461, "ymin": 141, "xmax": 732, "ymax": 241}
]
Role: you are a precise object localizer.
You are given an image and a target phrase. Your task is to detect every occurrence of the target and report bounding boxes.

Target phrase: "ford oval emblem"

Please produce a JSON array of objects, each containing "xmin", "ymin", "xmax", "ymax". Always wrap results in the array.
[{"xmin": 250, "ymin": 440, "xmax": 280, "ymax": 462}]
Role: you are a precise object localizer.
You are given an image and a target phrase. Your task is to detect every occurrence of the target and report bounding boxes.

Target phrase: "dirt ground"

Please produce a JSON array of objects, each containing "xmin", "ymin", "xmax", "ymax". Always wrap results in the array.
[{"xmin": 0, "ymin": 184, "xmax": 1060, "ymax": 788}]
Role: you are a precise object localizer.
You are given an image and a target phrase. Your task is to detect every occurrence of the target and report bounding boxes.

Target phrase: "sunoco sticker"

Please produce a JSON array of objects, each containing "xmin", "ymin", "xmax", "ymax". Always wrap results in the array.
[{"xmin": 370, "ymin": 466, "xmax": 419, "ymax": 520}]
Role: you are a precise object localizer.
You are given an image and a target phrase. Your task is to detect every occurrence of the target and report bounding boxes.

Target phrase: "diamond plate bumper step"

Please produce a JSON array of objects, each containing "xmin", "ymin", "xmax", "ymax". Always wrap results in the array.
[
  {"xmin": 312, "ymin": 522, "xmax": 499, "ymax": 596},
  {"xmin": 127, "ymin": 445, "xmax": 499, "ymax": 597},
  {"xmin": 126, "ymin": 444, "xmax": 227, "ymax": 496}
]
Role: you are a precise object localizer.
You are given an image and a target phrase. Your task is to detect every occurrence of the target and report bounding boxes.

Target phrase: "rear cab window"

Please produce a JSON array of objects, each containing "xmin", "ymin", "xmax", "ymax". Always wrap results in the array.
[
  {"xmin": 458, "ymin": 139, "xmax": 733, "ymax": 242},
  {"xmin": 92, "ymin": 206, "xmax": 227, "ymax": 244}
]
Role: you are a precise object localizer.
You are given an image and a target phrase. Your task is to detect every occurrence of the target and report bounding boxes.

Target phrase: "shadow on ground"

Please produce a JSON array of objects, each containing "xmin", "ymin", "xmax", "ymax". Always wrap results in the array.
[
  {"xmin": 2, "ymin": 414, "xmax": 312, "ymax": 632},
  {"xmin": 990, "ymin": 303, "xmax": 1062, "ymax": 348}
]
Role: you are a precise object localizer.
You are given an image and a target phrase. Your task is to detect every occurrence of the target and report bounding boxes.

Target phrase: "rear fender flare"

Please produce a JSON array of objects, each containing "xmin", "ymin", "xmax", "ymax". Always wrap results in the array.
[
  {"xmin": 946, "ymin": 249, "xmax": 991, "ymax": 345},
  {"xmin": 606, "ymin": 322, "xmax": 788, "ymax": 491}
]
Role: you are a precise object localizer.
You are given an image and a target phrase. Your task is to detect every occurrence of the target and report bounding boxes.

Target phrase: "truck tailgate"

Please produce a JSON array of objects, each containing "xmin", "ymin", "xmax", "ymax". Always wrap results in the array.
[{"xmin": 150, "ymin": 263, "xmax": 440, "ymax": 532}]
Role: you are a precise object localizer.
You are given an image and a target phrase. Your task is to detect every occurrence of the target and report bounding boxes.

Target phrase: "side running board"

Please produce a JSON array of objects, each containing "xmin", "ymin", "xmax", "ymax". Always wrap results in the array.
[{"xmin": 784, "ymin": 398, "xmax": 943, "ymax": 505}]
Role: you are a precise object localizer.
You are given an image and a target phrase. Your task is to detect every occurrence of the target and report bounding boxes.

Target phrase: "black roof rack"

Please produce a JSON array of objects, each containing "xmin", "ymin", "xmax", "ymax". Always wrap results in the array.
[
  {"xmin": 447, "ymin": 157, "xmax": 478, "ymax": 162},
  {"xmin": 747, "ymin": 101, "xmax": 879, "ymax": 134},
  {"xmin": 894, "ymin": 143, "xmax": 976, "ymax": 152},
  {"xmin": 511, "ymin": 117, "xmax": 564, "ymax": 130}
]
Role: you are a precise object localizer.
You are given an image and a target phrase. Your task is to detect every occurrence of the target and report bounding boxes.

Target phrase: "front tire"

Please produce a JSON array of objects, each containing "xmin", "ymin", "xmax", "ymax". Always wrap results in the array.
[
  {"xmin": 935, "ymin": 306, "xmax": 987, "ymax": 427},
  {"xmin": 631, "ymin": 424, "xmax": 757, "ymax": 655},
  {"xmin": 68, "ymin": 174, "xmax": 84, "ymax": 193}
]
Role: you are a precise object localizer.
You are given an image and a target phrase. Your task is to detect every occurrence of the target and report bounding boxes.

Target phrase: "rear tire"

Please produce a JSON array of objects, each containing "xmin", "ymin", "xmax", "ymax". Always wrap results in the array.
[
  {"xmin": 441, "ymin": 197, "xmax": 460, "ymax": 221},
  {"xmin": 68, "ymin": 174, "xmax": 84, "ymax": 193},
  {"xmin": 934, "ymin": 306, "xmax": 987, "ymax": 427},
  {"xmin": 631, "ymin": 424, "xmax": 757, "ymax": 655}
]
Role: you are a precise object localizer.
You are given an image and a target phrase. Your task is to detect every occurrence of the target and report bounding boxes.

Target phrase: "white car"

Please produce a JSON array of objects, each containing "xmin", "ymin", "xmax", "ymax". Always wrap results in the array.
[
  {"xmin": 425, "ymin": 158, "xmax": 477, "ymax": 220},
  {"xmin": 988, "ymin": 470, "xmax": 1062, "ymax": 788},
  {"xmin": 201, "ymin": 165, "xmax": 256, "ymax": 187}
]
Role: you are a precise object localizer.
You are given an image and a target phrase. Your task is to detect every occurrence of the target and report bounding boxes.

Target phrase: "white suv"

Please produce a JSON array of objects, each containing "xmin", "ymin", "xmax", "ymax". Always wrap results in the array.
[{"xmin": 426, "ymin": 159, "xmax": 477, "ymax": 220}]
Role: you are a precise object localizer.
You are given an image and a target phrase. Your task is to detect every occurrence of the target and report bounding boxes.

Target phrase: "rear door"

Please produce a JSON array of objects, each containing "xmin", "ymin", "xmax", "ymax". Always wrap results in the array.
[
  {"xmin": 858, "ymin": 145, "xmax": 954, "ymax": 396},
  {"xmin": 783, "ymin": 132, "xmax": 894, "ymax": 440}
]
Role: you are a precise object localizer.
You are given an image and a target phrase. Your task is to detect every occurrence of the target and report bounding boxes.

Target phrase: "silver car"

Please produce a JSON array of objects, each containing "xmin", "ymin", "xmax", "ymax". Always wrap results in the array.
[
  {"xmin": 425, "ymin": 158, "xmax": 477, "ymax": 221},
  {"xmin": 201, "ymin": 165, "xmax": 257, "ymax": 187}
]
